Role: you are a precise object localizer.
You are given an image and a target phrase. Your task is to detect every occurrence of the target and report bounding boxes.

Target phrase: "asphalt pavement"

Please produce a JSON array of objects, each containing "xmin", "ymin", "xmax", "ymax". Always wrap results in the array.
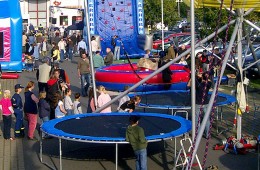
[{"xmin": 0, "ymin": 56, "xmax": 259, "ymax": 170}]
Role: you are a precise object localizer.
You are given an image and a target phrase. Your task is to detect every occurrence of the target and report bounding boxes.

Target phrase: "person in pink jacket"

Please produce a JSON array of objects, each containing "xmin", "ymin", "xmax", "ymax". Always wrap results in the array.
[
  {"xmin": 0, "ymin": 90, "xmax": 15, "ymax": 140},
  {"xmin": 97, "ymin": 86, "xmax": 111, "ymax": 113}
]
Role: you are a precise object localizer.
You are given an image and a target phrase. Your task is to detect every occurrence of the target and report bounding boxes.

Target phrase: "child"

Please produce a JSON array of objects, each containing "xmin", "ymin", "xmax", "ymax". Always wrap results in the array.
[
  {"xmin": 87, "ymin": 87, "xmax": 95, "ymax": 113},
  {"xmin": 54, "ymin": 92, "xmax": 67, "ymax": 118},
  {"xmin": 119, "ymin": 96, "xmax": 141, "ymax": 113},
  {"xmin": 0, "ymin": 90, "xmax": 15, "ymax": 140},
  {"xmin": 126, "ymin": 115, "xmax": 147, "ymax": 170},
  {"xmin": 117, "ymin": 86, "xmax": 130, "ymax": 111},
  {"xmin": 38, "ymin": 91, "xmax": 50, "ymax": 122},
  {"xmin": 11, "ymin": 84, "xmax": 25, "ymax": 138},
  {"xmin": 73, "ymin": 93, "xmax": 83, "ymax": 114},
  {"xmin": 38, "ymin": 91, "xmax": 50, "ymax": 138},
  {"xmin": 64, "ymin": 89, "xmax": 73, "ymax": 115},
  {"xmin": 40, "ymin": 38, "xmax": 48, "ymax": 57},
  {"xmin": 97, "ymin": 86, "xmax": 111, "ymax": 113},
  {"xmin": 179, "ymin": 56, "xmax": 188, "ymax": 65}
]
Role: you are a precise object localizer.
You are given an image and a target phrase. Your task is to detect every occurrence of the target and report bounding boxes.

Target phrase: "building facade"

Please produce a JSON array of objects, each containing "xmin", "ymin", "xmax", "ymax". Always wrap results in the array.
[{"xmin": 20, "ymin": 0, "xmax": 83, "ymax": 31}]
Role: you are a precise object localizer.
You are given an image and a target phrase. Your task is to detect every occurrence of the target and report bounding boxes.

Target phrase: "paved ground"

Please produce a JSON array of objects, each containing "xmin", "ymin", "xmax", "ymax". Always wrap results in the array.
[{"xmin": 0, "ymin": 57, "xmax": 259, "ymax": 170}]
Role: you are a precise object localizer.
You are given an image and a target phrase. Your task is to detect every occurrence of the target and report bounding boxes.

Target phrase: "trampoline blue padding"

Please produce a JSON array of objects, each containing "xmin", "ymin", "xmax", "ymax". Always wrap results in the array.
[
  {"xmin": 130, "ymin": 90, "xmax": 237, "ymax": 110},
  {"xmin": 41, "ymin": 113, "xmax": 191, "ymax": 143}
]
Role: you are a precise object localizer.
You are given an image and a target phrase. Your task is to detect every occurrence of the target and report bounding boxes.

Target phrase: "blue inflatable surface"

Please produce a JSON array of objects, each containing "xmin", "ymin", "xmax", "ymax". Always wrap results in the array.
[
  {"xmin": 0, "ymin": 0, "xmax": 22, "ymax": 72},
  {"xmin": 85, "ymin": 0, "xmax": 145, "ymax": 58}
]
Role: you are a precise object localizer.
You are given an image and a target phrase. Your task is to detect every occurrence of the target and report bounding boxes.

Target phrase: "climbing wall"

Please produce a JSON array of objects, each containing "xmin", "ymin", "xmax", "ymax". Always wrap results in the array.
[{"xmin": 86, "ymin": 0, "xmax": 145, "ymax": 58}]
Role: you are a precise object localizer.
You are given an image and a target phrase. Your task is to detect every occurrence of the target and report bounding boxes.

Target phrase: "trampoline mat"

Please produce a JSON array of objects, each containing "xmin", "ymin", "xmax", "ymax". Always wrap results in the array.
[
  {"xmin": 54, "ymin": 116, "xmax": 181, "ymax": 138},
  {"xmin": 140, "ymin": 92, "xmax": 229, "ymax": 106}
]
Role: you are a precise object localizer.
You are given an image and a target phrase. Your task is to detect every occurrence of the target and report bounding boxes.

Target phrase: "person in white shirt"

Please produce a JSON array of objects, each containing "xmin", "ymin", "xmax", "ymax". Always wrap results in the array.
[
  {"xmin": 73, "ymin": 93, "xmax": 83, "ymax": 114},
  {"xmin": 91, "ymin": 36, "xmax": 99, "ymax": 55},
  {"xmin": 77, "ymin": 38, "xmax": 87, "ymax": 57},
  {"xmin": 58, "ymin": 38, "xmax": 66, "ymax": 62},
  {"xmin": 179, "ymin": 56, "xmax": 188, "ymax": 65},
  {"xmin": 64, "ymin": 89, "xmax": 73, "ymax": 115},
  {"xmin": 36, "ymin": 57, "xmax": 51, "ymax": 92},
  {"xmin": 22, "ymin": 32, "xmax": 27, "ymax": 53},
  {"xmin": 55, "ymin": 92, "xmax": 67, "ymax": 118},
  {"xmin": 117, "ymin": 86, "xmax": 130, "ymax": 111}
]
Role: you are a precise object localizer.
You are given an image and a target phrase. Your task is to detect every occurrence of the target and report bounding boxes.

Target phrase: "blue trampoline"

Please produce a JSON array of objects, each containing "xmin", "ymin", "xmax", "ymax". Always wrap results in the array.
[
  {"xmin": 40, "ymin": 112, "xmax": 191, "ymax": 170},
  {"xmin": 131, "ymin": 90, "xmax": 237, "ymax": 112}
]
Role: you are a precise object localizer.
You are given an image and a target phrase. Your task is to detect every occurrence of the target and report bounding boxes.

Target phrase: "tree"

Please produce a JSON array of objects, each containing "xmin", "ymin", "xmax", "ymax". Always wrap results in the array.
[{"xmin": 144, "ymin": 0, "xmax": 180, "ymax": 30}]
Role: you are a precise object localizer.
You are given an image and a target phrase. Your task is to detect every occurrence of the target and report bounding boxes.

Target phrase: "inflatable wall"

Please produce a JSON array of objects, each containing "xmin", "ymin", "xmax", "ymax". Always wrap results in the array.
[
  {"xmin": 85, "ymin": 0, "xmax": 146, "ymax": 58},
  {"xmin": 0, "ymin": 0, "xmax": 22, "ymax": 72}
]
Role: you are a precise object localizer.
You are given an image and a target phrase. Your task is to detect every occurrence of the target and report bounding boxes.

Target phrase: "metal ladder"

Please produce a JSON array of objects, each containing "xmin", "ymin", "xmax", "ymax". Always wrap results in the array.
[{"xmin": 174, "ymin": 137, "xmax": 202, "ymax": 170}]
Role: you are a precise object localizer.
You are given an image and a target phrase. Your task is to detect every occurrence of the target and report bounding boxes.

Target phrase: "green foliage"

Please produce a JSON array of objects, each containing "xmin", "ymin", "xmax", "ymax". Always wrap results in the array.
[{"xmin": 144, "ymin": 0, "xmax": 180, "ymax": 29}]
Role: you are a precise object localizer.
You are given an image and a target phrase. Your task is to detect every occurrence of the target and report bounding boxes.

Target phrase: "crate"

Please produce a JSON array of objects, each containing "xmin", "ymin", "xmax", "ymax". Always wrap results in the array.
[{"xmin": 226, "ymin": 74, "xmax": 236, "ymax": 87}]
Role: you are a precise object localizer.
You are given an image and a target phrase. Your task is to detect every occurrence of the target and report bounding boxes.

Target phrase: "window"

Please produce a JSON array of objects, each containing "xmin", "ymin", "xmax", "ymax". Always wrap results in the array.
[
  {"xmin": 28, "ymin": 0, "xmax": 47, "ymax": 26},
  {"xmin": 60, "ymin": 16, "xmax": 68, "ymax": 26},
  {"xmin": 72, "ymin": 16, "xmax": 82, "ymax": 25},
  {"xmin": 0, "ymin": 32, "xmax": 3, "ymax": 58}
]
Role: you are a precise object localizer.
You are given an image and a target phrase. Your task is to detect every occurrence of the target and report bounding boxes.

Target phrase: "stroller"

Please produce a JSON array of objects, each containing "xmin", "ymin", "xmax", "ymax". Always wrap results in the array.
[{"xmin": 24, "ymin": 55, "xmax": 35, "ymax": 71}]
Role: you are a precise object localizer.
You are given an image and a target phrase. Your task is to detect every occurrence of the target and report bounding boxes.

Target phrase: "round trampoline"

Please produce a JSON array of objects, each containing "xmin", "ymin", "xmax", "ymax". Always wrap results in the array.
[
  {"xmin": 40, "ymin": 112, "xmax": 191, "ymax": 170},
  {"xmin": 131, "ymin": 90, "xmax": 237, "ymax": 111}
]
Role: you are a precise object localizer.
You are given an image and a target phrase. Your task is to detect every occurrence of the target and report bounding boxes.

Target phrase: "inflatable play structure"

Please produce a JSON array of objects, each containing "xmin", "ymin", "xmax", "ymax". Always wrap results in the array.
[
  {"xmin": 95, "ymin": 63, "xmax": 190, "ymax": 91},
  {"xmin": 84, "ymin": 0, "xmax": 152, "ymax": 58},
  {"xmin": 0, "ymin": 0, "xmax": 22, "ymax": 72}
]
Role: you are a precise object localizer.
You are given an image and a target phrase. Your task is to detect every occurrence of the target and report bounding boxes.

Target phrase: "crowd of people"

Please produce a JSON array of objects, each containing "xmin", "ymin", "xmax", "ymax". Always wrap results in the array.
[{"xmin": 8, "ymin": 25, "xmax": 219, "ymax": 169}]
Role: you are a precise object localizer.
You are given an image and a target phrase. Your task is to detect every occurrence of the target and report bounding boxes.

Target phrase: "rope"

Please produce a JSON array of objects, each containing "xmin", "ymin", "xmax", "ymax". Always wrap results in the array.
[
  {"xmin": 186, "ymin": 0, "xmax": 235, "ymax": 169},
  {"xmin": 201, "ymin": 0, "xmax": 235, "ymax": 168}
]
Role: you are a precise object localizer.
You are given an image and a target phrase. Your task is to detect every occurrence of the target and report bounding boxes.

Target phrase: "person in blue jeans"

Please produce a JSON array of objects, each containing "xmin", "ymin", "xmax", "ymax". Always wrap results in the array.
[
  {"xmin": 192, "ymin": 71, "xmax": 212, "ymax": 139},
  {"xmin": 126, "ymin": 115, "xmax": 148, "ymax": 170},
  {"xmin": 113, "ymin": 37, "xmax": 121, "ymax": 60},
  {"xmin": 77, "ymin": 52, "xmax": 91, "ymax": 97},
  {"xmin": 38, "ymin": 91, "xmax": 50, "ymax": 138},
  {"xmin": 11, "ymin": 84, "xmax": 25, "ymax": 138}
]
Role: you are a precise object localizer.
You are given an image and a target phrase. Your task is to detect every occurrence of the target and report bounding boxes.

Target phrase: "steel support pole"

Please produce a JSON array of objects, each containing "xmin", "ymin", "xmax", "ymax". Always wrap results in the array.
[
  {"xmin": 236, "ymin": 9, "xmax": 244, "ymax": 140},
  {"xmin": 84, "ymin": 0, "xmax": 98, "ymax": 107},
  {"xmin": 40, "ymin": 134, "xmax": 43, "ymax": 162},
  {"xmin": 190, "ymin": 0, "xmax": 196, "ymax": 140},
  {"xmin": 244, "ymin": 19, "xmax": 260, "ymax": 32},
  {"xmin": 161, "ymin": 0, "xmax": 164, "ymax": 51},
  {"xmin": 243, "ymin": 8, "xmax": 255, "ymax": 16},
  {"xmin": 186, "ymin": 20, "xmax": 239, "ymax": 170},
  {"xmin": 59, "ymin": 138, "xmax": 62, "ymax": 170},
  {"xmin": 116, "ymin": 143, "xmax": 118, "ymax": 170}
]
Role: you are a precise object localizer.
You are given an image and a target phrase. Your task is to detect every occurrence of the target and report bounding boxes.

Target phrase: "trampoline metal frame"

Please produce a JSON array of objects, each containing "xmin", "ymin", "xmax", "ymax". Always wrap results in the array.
[
  {"xmin": 135, "ymin": 91, "xmax": 237, "ymax": 135},
  {"xmin": 39, "ymin": 113, "xmax": 192, "ymax": 170}
]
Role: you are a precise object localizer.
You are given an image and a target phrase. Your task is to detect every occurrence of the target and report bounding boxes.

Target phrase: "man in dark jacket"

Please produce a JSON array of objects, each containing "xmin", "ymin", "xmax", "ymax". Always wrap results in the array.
[
  {"xmin": 11, "ymin": 84, "xmax": 25, "ymax": 138},
  {"xmin": 194, "ymin": 71, "xmax": 212, "ymax": 139},
  {"xmin": 104, "ymin": 48, "xmax": 114, "ymax": 66}
]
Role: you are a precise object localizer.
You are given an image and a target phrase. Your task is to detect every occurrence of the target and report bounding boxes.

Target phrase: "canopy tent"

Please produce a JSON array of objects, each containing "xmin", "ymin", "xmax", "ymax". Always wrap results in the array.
[
  {"xmin": 183, "ymin": 0, "xmax": 260, "ymax": 11},
  {"xmin": 66, "ymin": 21, "xmax": 84, "ymax": 31}
]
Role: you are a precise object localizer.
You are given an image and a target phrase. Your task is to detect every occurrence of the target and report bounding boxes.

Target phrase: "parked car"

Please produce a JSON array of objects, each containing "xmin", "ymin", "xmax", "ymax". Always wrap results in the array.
[
  {"xmin": 153, "ymin": 32, "xmax": 191, "ymax": 49},
  {"xmin": 152, "ymin": 31, "xmax": 176, "ymax": 41},
  {"xmin": 243, "ymin": 46, "xmax": 260, "ymax": 77}
]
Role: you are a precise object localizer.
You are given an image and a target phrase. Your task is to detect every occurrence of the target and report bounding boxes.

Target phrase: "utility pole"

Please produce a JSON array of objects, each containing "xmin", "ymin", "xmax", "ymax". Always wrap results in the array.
[{"xmin": 176, "ymin": 0, "xmax": 183, "ymax": 17}]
